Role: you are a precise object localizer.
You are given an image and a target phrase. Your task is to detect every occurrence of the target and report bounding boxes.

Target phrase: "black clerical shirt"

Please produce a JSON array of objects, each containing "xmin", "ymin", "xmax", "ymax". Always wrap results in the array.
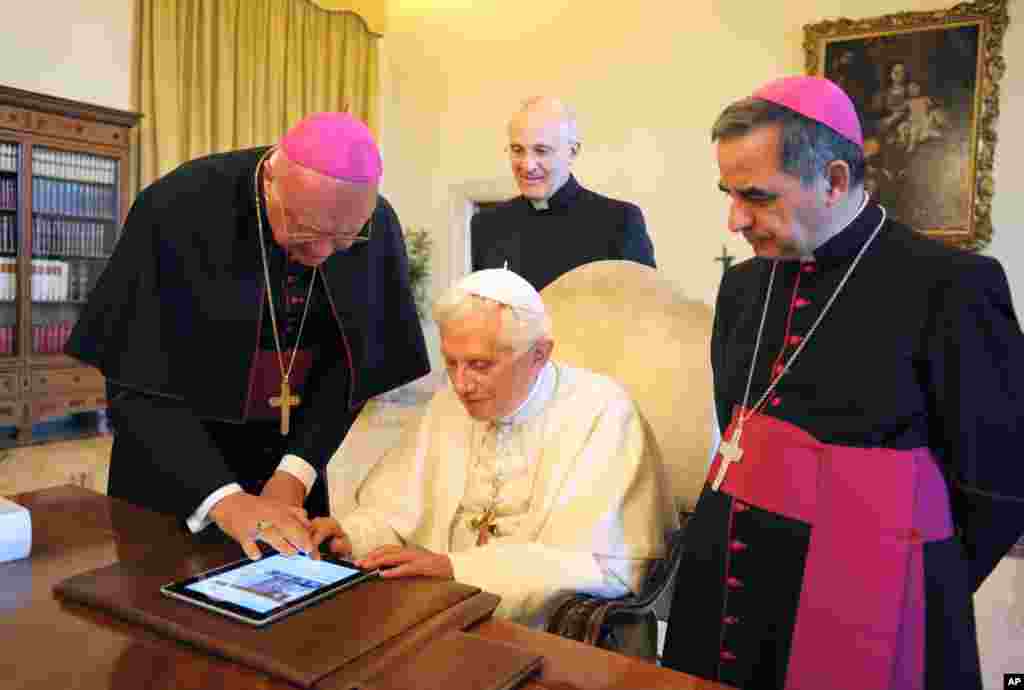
[{"xmin": 471, "ymin": 175, "xmax": 655, "ymax": 290}]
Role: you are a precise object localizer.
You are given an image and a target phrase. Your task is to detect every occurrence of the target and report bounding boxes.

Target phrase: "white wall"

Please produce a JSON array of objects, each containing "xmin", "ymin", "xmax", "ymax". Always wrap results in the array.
[
  {"xmin": 0, "ymin": 1, "xmax": 135, "ymax": 112},
  {"xmin": 988, "ymin": 1, "xmax": 1024, "ymax": 303}
]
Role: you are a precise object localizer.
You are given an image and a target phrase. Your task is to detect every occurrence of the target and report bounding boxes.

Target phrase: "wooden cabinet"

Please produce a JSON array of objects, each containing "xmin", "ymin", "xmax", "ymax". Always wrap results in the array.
[{"xmin": 0, "ymin": 85, "xmax": 139, "ymax": 445}]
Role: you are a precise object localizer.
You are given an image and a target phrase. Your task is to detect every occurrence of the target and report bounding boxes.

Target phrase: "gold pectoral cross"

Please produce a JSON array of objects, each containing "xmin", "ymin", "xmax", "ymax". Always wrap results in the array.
[
  {"xmin": 269, "ymin": 380, "xmax": 301, "ymax": 435},
  {"xmin": 469, "ymin": 508, "xmax": 498, "ymax": 546},
  {"xmin": 711, "ymin": 428, "xmax": 744, "ymax": 492}
]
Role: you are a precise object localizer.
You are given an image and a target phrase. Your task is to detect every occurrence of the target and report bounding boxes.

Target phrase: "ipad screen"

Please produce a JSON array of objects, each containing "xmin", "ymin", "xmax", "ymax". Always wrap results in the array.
[{"xmin": 184, "ymin": 554, "xmax": 363, "ymax": 614}]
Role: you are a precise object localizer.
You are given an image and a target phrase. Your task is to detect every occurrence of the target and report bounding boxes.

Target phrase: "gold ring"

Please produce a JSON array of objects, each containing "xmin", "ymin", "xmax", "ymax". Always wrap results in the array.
[{"xmin": 255, "ymin": 520, "xmax": 274, "ymax": 534}]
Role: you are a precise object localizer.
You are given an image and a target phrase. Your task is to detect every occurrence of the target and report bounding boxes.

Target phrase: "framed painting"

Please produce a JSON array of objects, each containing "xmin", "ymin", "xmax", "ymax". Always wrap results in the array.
[{"xmin": 804, "ymin": 0, "xmax": 1009, "ymax": 251}]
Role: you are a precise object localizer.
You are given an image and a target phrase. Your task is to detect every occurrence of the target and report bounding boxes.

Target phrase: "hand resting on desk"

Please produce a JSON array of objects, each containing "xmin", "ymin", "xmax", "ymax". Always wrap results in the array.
[{"xmin": 309, "ymin": 517, "xmax": 455, "ymax": 579}]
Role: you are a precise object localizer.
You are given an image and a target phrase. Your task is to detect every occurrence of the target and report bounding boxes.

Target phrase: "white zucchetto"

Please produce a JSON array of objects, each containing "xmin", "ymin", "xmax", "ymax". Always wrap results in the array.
[{"xmin": 456, "ymin": 269, "xmax": 546, "ymax": 315}]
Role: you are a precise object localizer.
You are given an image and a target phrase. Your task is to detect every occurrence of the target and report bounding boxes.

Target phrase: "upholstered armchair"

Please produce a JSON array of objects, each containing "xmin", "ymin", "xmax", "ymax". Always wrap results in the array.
[{"xmin": 539, "ymin": 260, "xmax": 716, "ymax": 660}]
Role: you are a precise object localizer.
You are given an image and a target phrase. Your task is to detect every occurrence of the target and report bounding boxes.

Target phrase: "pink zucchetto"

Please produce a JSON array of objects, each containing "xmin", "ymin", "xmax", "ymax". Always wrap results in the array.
[
  {"xmin": 752, "ymin": 76, "xmax": 864, "ymax": 150},
  {"xmin": 279, "ymin": 112, "xmax": 382, "ymax": 184}
]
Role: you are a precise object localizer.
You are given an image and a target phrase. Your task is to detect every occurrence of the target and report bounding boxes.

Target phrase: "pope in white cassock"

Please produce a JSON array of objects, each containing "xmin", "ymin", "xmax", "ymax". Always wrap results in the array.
[{"xmin": 310, "ymin": 268, "xmax": 674, "ymax": 626}]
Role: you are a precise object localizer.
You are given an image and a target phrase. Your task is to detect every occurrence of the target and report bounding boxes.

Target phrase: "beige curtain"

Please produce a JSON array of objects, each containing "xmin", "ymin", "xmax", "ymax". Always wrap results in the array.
[{"xmin": 136, "ymin": 0, "xmax": 379, "ymax": 189}]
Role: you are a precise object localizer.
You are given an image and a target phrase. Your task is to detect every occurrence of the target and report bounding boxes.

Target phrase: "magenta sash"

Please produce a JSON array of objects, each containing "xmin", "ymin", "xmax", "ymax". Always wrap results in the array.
[{"xmin": 707, "ymin": 410, "xmax": 953, "ymax": 690}]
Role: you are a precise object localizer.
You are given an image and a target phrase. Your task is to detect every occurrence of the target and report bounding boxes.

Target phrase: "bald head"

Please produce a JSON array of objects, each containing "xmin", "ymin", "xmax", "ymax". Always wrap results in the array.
[
  {"xmin": 509, "ymin": 97, "xmax": 578, "ymax": 144},
  {"xmin": 506, "ymin": 96, "xmax": 580, "ymax": 201}
]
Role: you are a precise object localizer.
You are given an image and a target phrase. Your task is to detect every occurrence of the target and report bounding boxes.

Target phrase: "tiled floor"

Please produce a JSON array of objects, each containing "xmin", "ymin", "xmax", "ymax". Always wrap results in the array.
[{"xmin": 2, "ymin": 428, "xmax": 1021, "ymax": 688}]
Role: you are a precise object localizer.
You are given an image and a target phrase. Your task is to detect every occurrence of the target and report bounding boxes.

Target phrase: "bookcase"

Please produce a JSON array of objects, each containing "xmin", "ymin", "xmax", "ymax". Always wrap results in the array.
[{"xmin": 0, "ymin": 85, "xmax": 140, "ymax": 446}]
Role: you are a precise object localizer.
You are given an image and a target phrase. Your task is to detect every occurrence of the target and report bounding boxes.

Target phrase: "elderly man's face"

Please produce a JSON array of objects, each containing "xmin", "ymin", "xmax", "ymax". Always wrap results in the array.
[
  {"xmin": 507, "ymin": 110, "xmax": 577, "ymax": 201},
  {"xmin": 441, "ymin": 307, "xmax": 549, "ymax": 422},
  {"xmin": 266, "ymin": 154, "xmax": 377, "ymax": 267},
  {"xmin": 716, "ymin": 124, "xmax": 830, "ymax": 259}
]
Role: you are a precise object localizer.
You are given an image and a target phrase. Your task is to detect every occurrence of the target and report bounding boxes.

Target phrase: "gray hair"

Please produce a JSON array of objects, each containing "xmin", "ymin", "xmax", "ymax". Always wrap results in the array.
[
  {"xmin": 711, "ymin": 98, "xmax": 865, "ymax": 187},
  {"xmin": 432, "ymin": 288, "xmax": 551, "ymax": 354},
  {"xmin": 513, "ymin": 96, "xmax": 579, "ymax": 146}
]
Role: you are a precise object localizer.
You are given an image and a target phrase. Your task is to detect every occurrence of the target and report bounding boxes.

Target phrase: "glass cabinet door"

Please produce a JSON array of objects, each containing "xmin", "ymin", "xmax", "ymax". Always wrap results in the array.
[
  {"xmin": 30, "ymin": 146, "xmax": 119, "ymax": 356},
  {"xmin": 0, "ymin": 141, "xmax": 19, "ymax": 358}
]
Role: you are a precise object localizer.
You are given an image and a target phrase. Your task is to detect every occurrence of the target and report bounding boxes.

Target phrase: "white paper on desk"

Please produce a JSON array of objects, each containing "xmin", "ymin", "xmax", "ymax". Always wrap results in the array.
[{"xmin": 0, "ymin": 496, "xmax": 31, "ymax": 563}]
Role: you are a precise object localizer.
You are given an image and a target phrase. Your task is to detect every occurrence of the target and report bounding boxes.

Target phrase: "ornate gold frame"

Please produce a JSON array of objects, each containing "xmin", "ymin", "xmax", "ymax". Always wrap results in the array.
[{"xmin": 804, "ymin": 0, "xmax": 1009, "ymax": 251}]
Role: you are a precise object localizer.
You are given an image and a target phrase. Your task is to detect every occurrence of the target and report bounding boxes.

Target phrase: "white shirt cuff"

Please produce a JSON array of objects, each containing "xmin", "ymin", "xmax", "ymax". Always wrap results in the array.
[
  {"xmin": 184, "ymin": 456, "xmax": 313, "ymax": 534},
  {"xmin": 278, "ymin": 455, "xmax": 316, "ymax": 495},
  {"xmin": 186, "ymin": 483, "xmax": 243, "ymax": 533}
]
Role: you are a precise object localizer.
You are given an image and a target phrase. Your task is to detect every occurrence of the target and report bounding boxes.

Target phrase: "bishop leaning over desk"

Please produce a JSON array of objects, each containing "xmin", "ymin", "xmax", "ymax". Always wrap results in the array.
[{"xmin": 64, "ymin": 112, "xmax": 429, "ymax": 560}]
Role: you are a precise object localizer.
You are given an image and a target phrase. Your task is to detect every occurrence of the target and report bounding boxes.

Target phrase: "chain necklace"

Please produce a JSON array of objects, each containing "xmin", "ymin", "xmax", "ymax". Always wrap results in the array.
[
  {"xmin": 711, "ymin": 198, "xmax": 886, "ymax": 491},
  {"xmin": 253, "ymin": 149, "xmax": 320, "ymax": 435}
]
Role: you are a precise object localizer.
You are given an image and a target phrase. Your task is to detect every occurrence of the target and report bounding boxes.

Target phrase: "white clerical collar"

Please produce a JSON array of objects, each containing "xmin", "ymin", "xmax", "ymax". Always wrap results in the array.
[
  {"xmin": 530, "ymin": 198, "xmax": 550, "ymax": 211},
  {"xmin": 498, "ymin": 361, "xmax": 556, "ymax": 427}
]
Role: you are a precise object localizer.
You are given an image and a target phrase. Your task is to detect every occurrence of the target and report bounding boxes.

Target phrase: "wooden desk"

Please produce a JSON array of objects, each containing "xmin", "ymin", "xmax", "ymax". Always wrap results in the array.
[{"xmin": 0, "ymin": 486, "xmax": 723, "ymax": 690}]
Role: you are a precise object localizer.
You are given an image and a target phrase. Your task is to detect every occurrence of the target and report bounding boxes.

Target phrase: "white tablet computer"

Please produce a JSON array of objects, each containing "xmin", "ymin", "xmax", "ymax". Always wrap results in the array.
[{"xmin": 161, "ymin": 551, "xmax": 378, "ymax": 626}]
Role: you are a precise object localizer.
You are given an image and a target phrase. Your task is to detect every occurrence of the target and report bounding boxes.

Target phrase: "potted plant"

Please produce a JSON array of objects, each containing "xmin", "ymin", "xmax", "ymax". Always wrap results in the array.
[{"xmin": 403, "ymin": 226, "xmax": 432, "ymax": 318}]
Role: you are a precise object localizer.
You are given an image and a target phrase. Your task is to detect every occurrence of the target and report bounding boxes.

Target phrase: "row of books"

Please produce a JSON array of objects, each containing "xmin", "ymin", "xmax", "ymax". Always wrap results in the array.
[
  {"xmin": 0, "ymin": 215, "xmax": 16, "ymax": 254},
  {"xmin": 34, "ymin": 148, "xmax": 117, "ymax": 184},
  {"xmin": 0, "ymin": 216, "xmax": 110, "ymax": 257},
  {"xmin": 0, "ymin": 143, "xmax": 17, "ymax": 174},
  {"xmin": 0, "ymin": 258, "xmax": 92, "ymax": 302},
  {"xmin": 31, "ymin": 321, "xmax": 74, "ymax": 354},
  {"xmin": 0, "ymin": 323, "xmax": 75, "ymax": 354},
  {"xmin": 0, "ymin": 326, "xmax": 15, "ymax": 355},
  {"xmin": 32, "ymin": 217, "xmax": 109, "ymax": 257},
  {"xmin": 0, "ymin": 177, "xmax": 15, "ymax": 210},
  {"xmin": 1, "ymin": 145, "xmax": 117, "ymax": 186},
  {"xmin": 32, "ymin": 176, "xmax": 117, "ymax": 219}
]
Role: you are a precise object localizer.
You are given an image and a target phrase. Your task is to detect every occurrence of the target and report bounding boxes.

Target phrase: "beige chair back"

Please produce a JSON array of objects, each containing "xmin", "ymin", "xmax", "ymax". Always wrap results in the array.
[{"xmin": 541, "ymin": 261, "xmax": 715, "ymax": 513}]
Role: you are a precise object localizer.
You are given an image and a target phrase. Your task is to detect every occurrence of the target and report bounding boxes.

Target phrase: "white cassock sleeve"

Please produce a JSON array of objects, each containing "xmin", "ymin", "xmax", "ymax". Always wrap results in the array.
[{"xmin": 338, "ymin": 403, "xmax": 437, "ymax": 556}]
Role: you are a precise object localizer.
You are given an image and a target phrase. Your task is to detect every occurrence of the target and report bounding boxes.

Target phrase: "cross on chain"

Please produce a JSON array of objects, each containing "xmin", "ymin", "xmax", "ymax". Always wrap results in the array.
[
  {"xmin": 711, "ymin": 429, "xmax": 744, "ymax": 491},
  {"xmin": 715, "ymin": 245, "xmax": 736, "ymax": 274},
  {"xmin": 269, "ymin": 381, "xmax": 301, "ymax": 435},
  {"xmin": 469, "ymin": 507, "xmax": 498, "ymax": 546}
]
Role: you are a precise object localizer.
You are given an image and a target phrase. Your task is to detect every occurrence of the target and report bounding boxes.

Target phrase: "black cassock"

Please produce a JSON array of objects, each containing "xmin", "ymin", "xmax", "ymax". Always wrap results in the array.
[
  {"xmin": 663, "ymin": 203, "xmax": 1024, "ymax": 690},
  {"xmin": 66, "ymin": 147, "xmax": 429, "ymax": 524},
  {"xmin": 471, "ymin": 174, "xmax": 655, "ymax": 291}
]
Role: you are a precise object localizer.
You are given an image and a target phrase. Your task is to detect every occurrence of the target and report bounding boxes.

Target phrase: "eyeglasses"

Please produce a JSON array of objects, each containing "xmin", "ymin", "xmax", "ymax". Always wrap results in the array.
[
  {"xmin": 286, "ymin": 217, "xmax": 373, "ymax": 248},
  {"xmin": 270, "ymin": 180, "xmax": 373, "ymax": 248}
]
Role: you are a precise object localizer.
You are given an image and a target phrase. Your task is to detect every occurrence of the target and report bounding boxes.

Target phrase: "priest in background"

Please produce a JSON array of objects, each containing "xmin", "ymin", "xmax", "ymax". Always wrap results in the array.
[
  {"xmin": 309, "ymin": 268, "xmax": 674, "ymax": 626},
  {"xmin": 662, "ymin": 76, "xmax": 1024, "ymax": 690},
  {"xmin": 471, "ymin": 96, "xmax": 655, "ymax": 290},
  {"xmin": 66, "ymin": 113, "xmax": 429, "ymax": 560}
]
